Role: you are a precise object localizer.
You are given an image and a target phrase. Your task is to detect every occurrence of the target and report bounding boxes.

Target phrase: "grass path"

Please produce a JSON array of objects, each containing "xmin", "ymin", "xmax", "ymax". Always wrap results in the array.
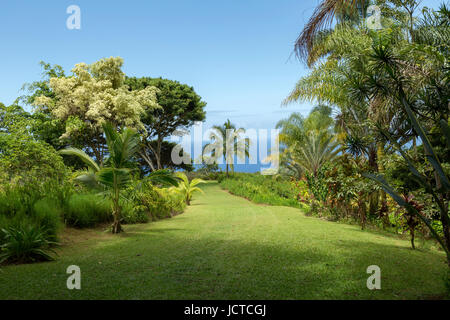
[{"xmin": 0, "ymin": 182, "xmax": 448, "ymax": 299}]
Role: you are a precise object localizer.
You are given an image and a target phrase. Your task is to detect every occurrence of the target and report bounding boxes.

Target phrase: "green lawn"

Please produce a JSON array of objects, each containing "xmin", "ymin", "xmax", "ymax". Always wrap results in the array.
[{"xmin": 0, "ymin": 182, "xmax": 448, "ymax": 299}]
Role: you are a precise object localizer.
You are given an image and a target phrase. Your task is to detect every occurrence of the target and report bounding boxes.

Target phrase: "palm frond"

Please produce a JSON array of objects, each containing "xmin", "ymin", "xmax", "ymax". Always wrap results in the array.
[{"xmin": 59, "ymin": 147, "xmax": 100, "ymax": 172}]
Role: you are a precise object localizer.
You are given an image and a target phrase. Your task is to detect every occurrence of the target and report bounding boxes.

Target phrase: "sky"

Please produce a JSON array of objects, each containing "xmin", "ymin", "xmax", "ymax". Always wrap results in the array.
[
  {"xmin": 0, "ymin": 0, "xmax": 443, "ymax": 130},
  {"xmin": 0, "ymin": 0, "xmax": 443, "ymax": 172},
  {"xmin": 0, "ymin": 0, "xmax": 321, "ymax": 131}
]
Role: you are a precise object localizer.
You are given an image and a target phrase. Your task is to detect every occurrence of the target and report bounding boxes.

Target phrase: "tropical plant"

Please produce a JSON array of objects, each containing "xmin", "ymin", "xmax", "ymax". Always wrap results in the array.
[
  {"xmin": 360, "ymin": 30, "xmax": 450, "ymax": 265},
  {"xmin": 219, "ymin": 173, "xmax": 309, "ymax": 209},
  {"xmin": 291, "ymin": 131, "xmax": 340, "ymax": 178},
  {"xmin": 0, "ymin": 225, "xmax": 58, "ymax": 264},
  {"xmin": 294, "ymin": 0, "xmax": 368, "ymax": 64},
  {"xmin": 125, "ymin": 173, "xmax": 181, "ymax": 221},
  {"xmin": 205, "ymin": 119, "xmax": 250, "ymax": 177},
  {"xmin": 60, "ymin": 122, "xmax": 142, "ymax": 233},
  {"xmin": 64, "ymin": 194, "xmax": 113, "ymax": 228},
  {"xmin": 172, "ymin": 172, "xmax": 205, "ymax": 205}
]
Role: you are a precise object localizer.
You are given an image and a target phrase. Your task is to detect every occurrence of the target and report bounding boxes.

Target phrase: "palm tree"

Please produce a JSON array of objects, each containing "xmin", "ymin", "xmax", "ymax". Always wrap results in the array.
[
  {"xmin": 292, "ymin": 130, "xmax": 340, "ymax": 177},
  {"xmin": 60, "ymin": 122, "xmax": 178, "ymax": 233},
  {"xmin": 172, "ymin": 172, "xmax": 205, "ymax": 205},
  {"xmin": 275, "ymin": 106, "xmax": 335, "ymax": 178},
  {"xmin": 294, "ymin": 0, "xmax": 368, "ymax": 63},
  {"xmin": 206, "ymin": 119, "xmax": 250, "ymax": 177}
]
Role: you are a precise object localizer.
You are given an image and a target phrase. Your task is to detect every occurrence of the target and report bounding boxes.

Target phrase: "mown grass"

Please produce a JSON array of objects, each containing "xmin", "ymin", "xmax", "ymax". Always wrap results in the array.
[{"xmin": 0, "ymin": 182, "xmax": 448, "ymax": 299}]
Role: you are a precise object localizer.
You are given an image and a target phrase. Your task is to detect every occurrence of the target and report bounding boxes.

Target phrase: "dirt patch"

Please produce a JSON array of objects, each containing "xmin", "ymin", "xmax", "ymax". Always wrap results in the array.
[{"xmin": 58, "ymin": 225, "xmax": 115, "ymax": 248}]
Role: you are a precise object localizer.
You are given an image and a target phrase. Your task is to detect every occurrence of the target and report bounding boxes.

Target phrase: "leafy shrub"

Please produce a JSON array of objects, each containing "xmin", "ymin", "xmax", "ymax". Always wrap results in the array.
[
  {"xmin": 0, "ymin": 225, "xmax": 58, "ymax": 264},
  {"xmin": 64, "ymin": 194, "xmax": 112, "ymax": 228},
  {"xmin": 121, "ymin": 201, "xmax": 149, "ymax": 224},
  {"xmin": 126, "ymin": 179, "xmax": 186, "ymax": 221},
  {"xmin": 0, "ymin": 128, "xmax": 67, "ymax": 187},
  {"xmin": 141, "ymin": 188, "xmax": 184, "ymax": 220},
  {"xmin": 0, "ymin": 183, "xmax": 66, "ymax": 244},
  {"xmin": 219, "ymin": 173, "xmax": 309, "ymax": 210}
]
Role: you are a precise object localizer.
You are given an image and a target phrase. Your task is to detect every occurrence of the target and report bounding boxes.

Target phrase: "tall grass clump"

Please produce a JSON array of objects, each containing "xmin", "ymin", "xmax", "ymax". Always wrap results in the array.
[
  {"xmin": 64, "ymin": 194, "xmax": 112, "ymax": 228},
  {"xmin": 0, "ymin": 181, "xmax": 67, "ymax": 265}
]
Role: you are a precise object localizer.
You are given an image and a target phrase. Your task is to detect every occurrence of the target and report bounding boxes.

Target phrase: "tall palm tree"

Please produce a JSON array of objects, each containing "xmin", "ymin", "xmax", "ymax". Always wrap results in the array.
[
  {"xmin": 60, "ymin": 122, "xmax": 178, "ymax": 233},
  {"xmin": 206, "ymin": 119, "xmax": 250, "ymax": 177},
  {"xmin": 295, "ymin": 0, "xmax": 368, "ymax": 63}
]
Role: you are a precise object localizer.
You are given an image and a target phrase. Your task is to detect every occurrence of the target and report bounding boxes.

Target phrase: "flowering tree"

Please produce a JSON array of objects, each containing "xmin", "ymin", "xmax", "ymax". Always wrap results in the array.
[{"xmin": 33, "ymin": 57, "xmax": 160, "ymax": 163}]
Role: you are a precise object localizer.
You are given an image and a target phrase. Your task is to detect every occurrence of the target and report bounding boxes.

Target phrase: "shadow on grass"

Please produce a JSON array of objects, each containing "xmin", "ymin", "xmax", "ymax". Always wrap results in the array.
[{"xmin": 2, "ymin": 229, "xmax": 447, "ymax": 300}]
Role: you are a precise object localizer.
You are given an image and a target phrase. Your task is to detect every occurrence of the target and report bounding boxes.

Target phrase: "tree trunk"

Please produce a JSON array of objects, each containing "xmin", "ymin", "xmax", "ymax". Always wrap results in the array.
[
  {"xmin": 439, "ymin": 196, "xmax": 450, "ymax": 266},
  {"xmin": 368, "ymin": 147, "xmax": 379, "ymax": 218},
  {"xmin": 112, "ymin": 218, "xmax": 122, "ymax": 234},
  {"xmin": 379, "ymin": 191, "xmax": 390, "ymax": 229},
  {"xmin": 111, "ymin": 181, "xmax": 123, "ymax": 234},
  {"xmin": 410, "ymin": 227, "xmax": 415, "ymax": 250},
  {"xmin": 156, "ymin": 136, "xmax": 163, "ymax": 170},
  {"xmin": 358, "ymin": 195, "xmax": 367, "ymax": 230},
  {"xmin": 434, "ymin": 172, "xmax": 450, "ymax": 266}
]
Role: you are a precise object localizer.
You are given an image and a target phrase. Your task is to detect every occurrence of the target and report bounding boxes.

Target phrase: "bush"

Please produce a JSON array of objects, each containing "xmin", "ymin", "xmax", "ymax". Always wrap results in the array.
[
  {"xmin": 126, "ymin": 180, "xmax": 186, "ymax": 221},
  {"xmin": 219, "ymin": 173, "xmax": 309, "ymax": 210},
  {"xmin": 32, "ymin": 198, "xmax": 63, "ymax": 241},
  {"xmin": 64, "ymin": 194, "xmax": 112, "ymax": 228},
  {"xmin": 0, "ymin": 224, "xmax": 58, "ymax": 264},
  {"xmin": 0, "ymin": 183, "xmax": 65, "ymax": 244},
  {"xmin": 121, "ymin": 201, "xmax": 149, "ymax": 224}
]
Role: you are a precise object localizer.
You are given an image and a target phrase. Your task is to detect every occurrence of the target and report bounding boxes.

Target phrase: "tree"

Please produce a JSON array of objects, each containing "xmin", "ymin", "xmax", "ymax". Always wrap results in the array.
[
  {"xmin": 33, "ymin": 57, "xmax": 160, "ymax": 164},
  {"xmin": 275, "ymin": 106, "xmax": 335, "ymax": 178},
  {"xmin": 206, "ymin": 119, "xmax": 250, "ymax": 177},
  {"xmin": 137, "ymin": 141, "xmax": 194, "ymax": 175},
  {"xmin": 60, "ymin": 123, "xmax": 139, "ymax": 233},
  {"xmin": 292, "ymin": 131, "xmax": 340, "ymax": 178},
  {"xmin": 294, "ymin": 0, "xmax": 369, "ymax": 64},
  {"xmin": 61, "ymin": 122, "xmax": 180, "ymax": 233},
  {"xmin": 125, "ymin": 77, "xmax": 206, "ymax": 170},
  {"xmin": 360, "ymin": 27, "xmax": 450, "ymax": 264},
  {"xmin": 0, "ymin": 103, "xmax": 66, "ymax": 185}
]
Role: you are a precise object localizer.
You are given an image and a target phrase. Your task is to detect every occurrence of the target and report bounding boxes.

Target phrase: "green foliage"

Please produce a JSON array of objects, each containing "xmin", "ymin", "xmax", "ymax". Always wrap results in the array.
[
  {"xmin": 0, "ymin": 104, "xmax": 67, "ymax": 186},
  {"xmin": 0, "ymin": 225, "xmax": 58, "ymax": 264},
  {"xmin": 0, "ymin": 181, "xmax": 68, "ymax": 244},
  {"xmin": 64, "ymin": 194, "xmax": 112, "ymax": 228},
  {"xmin": 125, "ymin": 76, "xmax": 206, "ymax": 171},
  {"xmin": 120, "ymin": 200, "xmax": 150, "ymax": 224},
  {"xmin": 204, "ymin": 119, "xmax": 250, "ymax": 176},
  {"xmin": 32, "ymin": 57, "xmax": 160, "ymax": 162},
  {"xmin": 219, "ymin": 173, "xmax": 309, "ymax": 210},
  {"xmin": 171, "ymin": 172, "xmax": 205, "ymax": 205},
  {"xmin": 0, "ymin": 183, "xmax": 448, "ymax": 299},
  {"xmin": 60, "ymin": 122, "xmax": 142, "ymax": 233},
  {"xmin": 125, "ymin": 178, "xmax": 185, "ymax": 221},
  {"xmin": 275, "ymin": 106, "xmax": 337, "ymax": 178},
  {"xmin": 32, "ymin": 199, "xmax": 63, "ymax": 241}
]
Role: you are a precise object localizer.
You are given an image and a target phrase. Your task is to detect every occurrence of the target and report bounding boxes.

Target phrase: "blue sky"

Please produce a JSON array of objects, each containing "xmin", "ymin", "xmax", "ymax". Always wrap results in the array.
[
  {"xmin": 0, "ymin": 0, "xmax": 321, "ymax": 130},
  {"xmin": 0, "ymin": 0, "xmax": 443, "ymax": 131}
]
